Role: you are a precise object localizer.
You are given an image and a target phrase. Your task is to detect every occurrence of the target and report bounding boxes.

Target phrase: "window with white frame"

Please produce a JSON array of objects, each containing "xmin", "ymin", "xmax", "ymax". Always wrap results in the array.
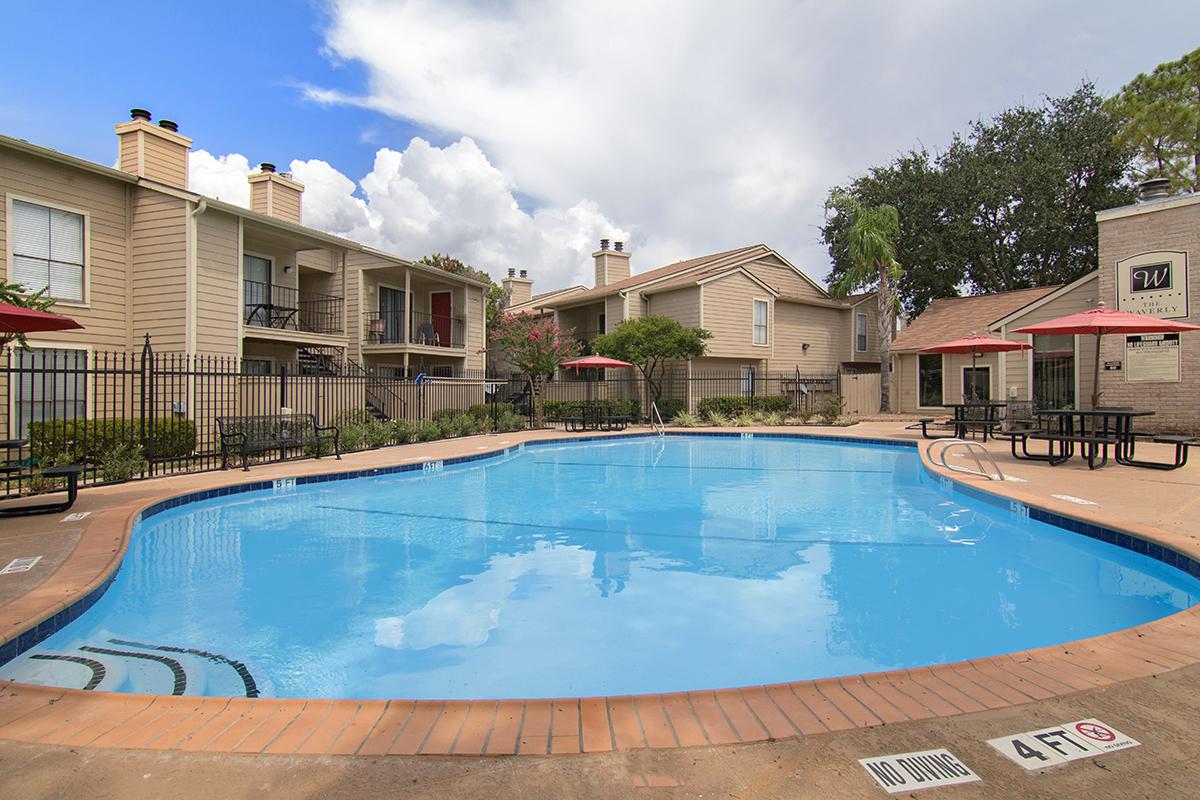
[
  {"xmin": 10, "ymin": 199, "xmax": 85, "ymax": 302},
  {"xmin": 855, "ymin": 313, "xmax": 868, "ymax": 352},
  {"xmin": 753, "ymin": 299, "xmax": 768, "ymax": 345}
]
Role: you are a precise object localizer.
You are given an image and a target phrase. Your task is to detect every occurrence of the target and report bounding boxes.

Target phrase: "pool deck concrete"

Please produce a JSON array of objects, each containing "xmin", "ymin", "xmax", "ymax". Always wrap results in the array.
[{"xmin": 2, "ymin": 421, "xmax": 1200, "ymax": 797}]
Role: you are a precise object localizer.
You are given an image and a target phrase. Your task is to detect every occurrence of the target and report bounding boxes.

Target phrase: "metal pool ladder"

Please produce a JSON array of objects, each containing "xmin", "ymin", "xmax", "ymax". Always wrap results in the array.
[
  {"xmin": 926, "ymin": 438, "xmax": 1005, "ymax": 481},
  {"xmin": 650, "ymin": 402, "xmax": 666, "ymax": 436}
]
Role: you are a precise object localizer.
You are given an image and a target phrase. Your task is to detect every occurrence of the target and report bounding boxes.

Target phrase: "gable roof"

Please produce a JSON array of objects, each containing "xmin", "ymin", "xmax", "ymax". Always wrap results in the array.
[
  {"xmin": 546, "ymin": 245, "xmax": 769, "ymax": 307},
  {"xmin": 889, "ymin": 286, "xmax": 1061, "ymax": 352},
  {"xmin": 507, "ymin": 284, "xmax": 589, "ymax": 313}
]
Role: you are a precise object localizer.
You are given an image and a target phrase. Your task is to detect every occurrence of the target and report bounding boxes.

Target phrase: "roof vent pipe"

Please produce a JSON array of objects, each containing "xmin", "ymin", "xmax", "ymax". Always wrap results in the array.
[
  {"xmin": 599, "ymin": 238, "xmax": 610, "ymax": 251},
  {"xmin": 130, "ymin": 108, "xmax": 152, "ymax": 122},
  {"xmin": 614, "ymin": 241, "xmax": 624, "ymax": 252},
  {"xmin": 157, "ymin": 119, "xmax": 179, "ymax": 133},
  {"xmin": 1138, "ymin": 177, "xmax": 1172, "ymax": 202}
]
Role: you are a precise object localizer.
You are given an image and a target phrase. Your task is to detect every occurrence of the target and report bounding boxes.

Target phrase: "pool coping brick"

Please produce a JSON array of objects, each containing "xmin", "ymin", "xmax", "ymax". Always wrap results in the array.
[{"xmin": 2, "ymin": 424, "xmax": 1200, "ymax": 756}]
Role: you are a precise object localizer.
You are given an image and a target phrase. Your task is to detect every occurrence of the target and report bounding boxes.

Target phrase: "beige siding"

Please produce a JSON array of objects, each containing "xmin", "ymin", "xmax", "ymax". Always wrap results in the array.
[
  {"xmin": 118, "ymin": 133, "xmax": 139, "ymax": 176},
  {"xmin": 605, "ymin": 294, "xmax": 625, "ymax": 329},
  {"xmin": 848, "ymin": 300, "xmax": 882, "ymax": 363},
  {"xmin": 250, "ymin": 182, "xmax": 269, "ymax": 215},
  {"xmin": 744, "ymin": 256, "xmax": 826, "ymax": 301},
  {"xmin": 466, "ymin": 284, "xmax": 485, "ymax": 371},
  {"xmin": 627, "ymin": 293, "xmax": 647, "ymax": 321},
  {"xmin": 270, "ymin": 185, "xmax": 302, "ymax": 225},
  {"xmin": 0, "ymin": 147, "xmax": 132, "ymax": 350},
  {"xmin": 647, "ymin": 286, "xmax": 700, "ymax": 327},
  {"xmin": 773, "ymin": 302, "xmax": 845, "ymax": 373},
  {"xmin": 141, "ymin": 134, "xmax": 188, "ymax": 188},
  {"xmin": 894, "ymin": 351, "xmax": 1002, "ymax": 412},
  {"xmin": 130, "ymin": 188, "xmax": 188, "ymax": 350},
  {"xmin": 701, "ymin": 272, "xmax": 773, "ymax": 360},
  {"xmin": 194, "ymin": 210, "xmax": 240, "ymax": 356},
  {"xmin": 297, "ymin": 249, "xmax": 336, "ymax": 273}
]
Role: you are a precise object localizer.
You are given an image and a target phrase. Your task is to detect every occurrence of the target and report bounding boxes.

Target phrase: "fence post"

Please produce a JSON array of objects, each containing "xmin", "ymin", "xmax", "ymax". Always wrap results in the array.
[
  {"xmin": 140, "ymin": 334, "xmax": 155, "ymax": 472},
  {"xmin": 279, "ymin": 363, "xmax": 288, "ymax": 411}
]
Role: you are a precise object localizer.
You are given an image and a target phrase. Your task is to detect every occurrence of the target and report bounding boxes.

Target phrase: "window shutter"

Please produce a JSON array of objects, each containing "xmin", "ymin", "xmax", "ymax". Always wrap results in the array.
[{"xmin": 12, "ymin": 200, "xmax": 50, "ymax": 259}]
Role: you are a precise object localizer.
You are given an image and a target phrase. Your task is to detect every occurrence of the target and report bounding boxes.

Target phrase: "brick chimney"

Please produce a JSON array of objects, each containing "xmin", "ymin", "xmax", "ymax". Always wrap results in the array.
[
  {"xmin": 593, "ymin": 238, "xmax": 630, "ymax": 288},
  {"xmin": 502, "ymin": 267, "xmax": 534, "ymax": 306},
  {"xmin": 115, "ymin": 108, "xmax": 192, "ymax": 188},
  {"xmin": 247, "ymin": 162, "xmax": 304, "ymax": 224}
]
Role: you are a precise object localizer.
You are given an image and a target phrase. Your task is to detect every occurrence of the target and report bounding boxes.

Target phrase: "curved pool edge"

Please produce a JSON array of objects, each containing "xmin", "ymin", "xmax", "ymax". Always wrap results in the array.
[{"xmin": 2, "ymin": 425, "xmax": 1199, "ymax": 757}]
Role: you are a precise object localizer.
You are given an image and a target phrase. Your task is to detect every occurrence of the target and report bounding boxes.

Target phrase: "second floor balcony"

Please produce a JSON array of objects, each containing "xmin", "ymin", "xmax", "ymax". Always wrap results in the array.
[
  {"xmin": 244, "ymin": 280, "xmax": 344, "ymax": 335},
  {"xmin": 363, "ymin": 309, "xmax": 466, "ymax": 348}
]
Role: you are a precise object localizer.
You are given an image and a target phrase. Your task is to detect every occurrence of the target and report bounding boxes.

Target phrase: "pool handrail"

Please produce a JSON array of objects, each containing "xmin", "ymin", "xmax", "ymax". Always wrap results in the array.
[{"xmin": 926, "ymin": 438, "xmax": 1005, "ymax": 481}]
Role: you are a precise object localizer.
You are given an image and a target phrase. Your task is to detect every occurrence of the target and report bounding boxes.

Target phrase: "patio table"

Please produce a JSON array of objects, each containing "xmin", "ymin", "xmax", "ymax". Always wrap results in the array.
[
  {"xmin": 944, "ymin": 402, "xmax": 1007, "ymax": 442},
  {"xmin": 1028, "ymin": 408, "xmax": 1155, "ymax": 470}
]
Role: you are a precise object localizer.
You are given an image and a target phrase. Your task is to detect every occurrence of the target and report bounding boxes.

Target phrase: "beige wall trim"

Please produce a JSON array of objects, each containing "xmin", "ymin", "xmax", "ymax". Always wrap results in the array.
[
  {"xmin": 1096, "ymin": 192, "xmax": 1200, "ymax": 222},
  {"xmin": 236, "ymin": 217, "xmax": 245, "ymax": 361},
  {"xmin": 185, "ymin": 199, "xmax": 207, "ymax": 355}
]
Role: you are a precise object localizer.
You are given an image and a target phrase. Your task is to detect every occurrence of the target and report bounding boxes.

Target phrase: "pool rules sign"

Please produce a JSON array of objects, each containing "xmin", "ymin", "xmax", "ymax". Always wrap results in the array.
[
  {"xmin": 859, "ymin": 748, "xmax": 981, "ymax": 793},
  {"xmin": 988, "ymin": 718, "xmax": 1139, "ymax": 770}
]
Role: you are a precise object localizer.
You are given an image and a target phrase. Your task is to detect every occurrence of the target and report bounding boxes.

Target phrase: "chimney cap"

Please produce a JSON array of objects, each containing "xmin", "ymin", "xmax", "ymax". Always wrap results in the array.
[
  {"xmin": 614, "ymin": 241, "xmax": 624, "ymax": 252},
  {"xmin": 1137, "ymin": 176, "xmax": 1172, "ymax": 202},
  {"xmin": 157, "ymin": 119, "xmax": 179, "ymax": 133},
  {"xmin": 507, "ymin": 268, "xmax": 516, "ymax": 278},
  {"xmin": 130, "ymin": 108, "xmax": 152, "ymax": 122},
  {"xmin": 599, "ymin": 238, "xmax": 610, "ymax": 251},
  {"xmin": 259, "ymin": 162, "xmax": 277, "ymax": 174},
  {"xmin": 519, "ymin": 269, "xmax": 528, "ymax": 278}
]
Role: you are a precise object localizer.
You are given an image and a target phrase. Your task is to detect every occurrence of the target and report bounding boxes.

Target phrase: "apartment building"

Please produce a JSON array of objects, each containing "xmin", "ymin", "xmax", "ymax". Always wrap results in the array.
[
  {"xmin": 505, "ymin": 240, "xmax": 880, "ymax": 377},
  {"xmin": 1, "ymin": 109, "xmax": 487, "ymax": 379}
]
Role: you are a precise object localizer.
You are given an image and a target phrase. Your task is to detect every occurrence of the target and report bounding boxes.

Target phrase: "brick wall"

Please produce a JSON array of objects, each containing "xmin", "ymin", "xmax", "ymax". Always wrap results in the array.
[{"xmin": 1097, "ymin": 198, "xmax": 1200, "ymax": 434}]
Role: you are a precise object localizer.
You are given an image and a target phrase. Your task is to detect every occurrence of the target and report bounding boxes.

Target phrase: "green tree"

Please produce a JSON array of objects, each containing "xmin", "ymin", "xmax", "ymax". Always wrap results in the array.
[
  {"xmin": 824, "ymin": 82, "xmax": 1135, "ymax": 315},
  {"xmin": 488, "ymin": 311, "xmax": 581, "ymax": 426},
  {"xmin": 0, "ymin": 281, "xmax": 55, "ymax": 352},
  {"xmin": 591, "ymin": 315, "xmax": 711, "ymax": 406},
  {"xmin": 418, "ymin": 253, "xmax": 510, "ymax": 330},
  {"xmin": 1108, "ymin": 47, "xmax": 1200, "ymax": 192},
  {"xmin": 824, "ymin": 192, "xmax": 901, "ymax": 412}
]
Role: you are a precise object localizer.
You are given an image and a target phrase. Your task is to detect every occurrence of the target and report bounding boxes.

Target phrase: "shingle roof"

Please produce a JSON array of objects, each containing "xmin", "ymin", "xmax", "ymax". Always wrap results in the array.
[
  {"xmin": 544, "ymin": 245, "xmax": 767, "ymax": 307},
  {"xmin": 507, "ymin": 284, "xmax": 588, "ymax": 313},
  {"xmin": 889, "ymin": 286, "xmax": 1061, "ymax": 352}
]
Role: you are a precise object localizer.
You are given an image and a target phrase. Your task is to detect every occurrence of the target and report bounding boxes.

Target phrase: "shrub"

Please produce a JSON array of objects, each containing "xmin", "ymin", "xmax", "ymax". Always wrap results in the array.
[
  {"xmin": 98, "ymin": 442, "xmax": 147, "ymax": 483},
  {"xmin": 416, "ymin": 421, "xmax": 442, "ymax": 442},
  {"xmin": 705, "ymin": 411, "xmax": 730, "ymax": 427},
  {"xmin": 653, "ymin": 399, "xmax": 684, "ymax": 422},
  {"xmin": 672, "ymin": 411, "xmax": 700, "ymax": 428},
  {"xmin": 731, "ymin": 413, "xmax": 756, "ymax": 427},
  {"xmin": 431, "ymin": 408, "xmax": 466, "ymax": 422},
  {"xmin": 816, "ymin": 394, "xmax": 846, "ymax": 425},
  {"xmin": 696, "ymin": 395, "xmax": 790, "ymax": 418},
  {"xmin": 833, "ymin": 414, "xmax": 859, "ymax": 427},
  {"xmin": 388, "ymin": 420, "xmax": 415, "ymax": 444},
  {"xmin": 29, "ymin": 418, "xmax": 196, "ymax": 465},
  {"xmin": 494, "ymin": 408, "xmax": 526, "ymax": 432},
  {"xmin": 761, "ymin": 411, "xmax": 785, "ymax": 426},
  {"xmin": 339, "ymin": 424, "xmax": 368, "ymax": 452},
  {"xmin": 363, "ymin": 419, "xmax": 392, "ymax": 448},
  {"xmin": 334, "ymin": 409, "xmax": 378, "ymax": 427}
]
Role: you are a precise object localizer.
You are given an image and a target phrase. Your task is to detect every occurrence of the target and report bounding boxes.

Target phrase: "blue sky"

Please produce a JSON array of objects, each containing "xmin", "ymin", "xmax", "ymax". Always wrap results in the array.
[
  {"xmin": 1, "ymin": 2, "xmax": 413, "ymax": 181},
  {"xmin": 3, "ymin": 1, "xmax": 1197, "ymax": 291}
]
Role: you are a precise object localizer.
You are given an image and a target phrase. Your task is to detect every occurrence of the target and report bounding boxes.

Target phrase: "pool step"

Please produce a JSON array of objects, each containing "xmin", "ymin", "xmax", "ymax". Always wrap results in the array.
[{"xmin": 0, "ymin": 639, "xmax": 259, "ymax": 697}]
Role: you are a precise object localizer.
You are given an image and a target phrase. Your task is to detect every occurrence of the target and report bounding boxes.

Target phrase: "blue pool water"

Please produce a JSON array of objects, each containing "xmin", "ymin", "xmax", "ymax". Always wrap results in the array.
[{"xmin": 4, "ymin": 435, "xmax": 1198, "ymax": 700}]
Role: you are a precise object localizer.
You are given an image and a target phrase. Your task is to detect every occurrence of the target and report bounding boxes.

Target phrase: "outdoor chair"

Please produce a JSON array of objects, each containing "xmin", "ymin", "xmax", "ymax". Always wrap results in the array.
[{"xmin": 415, "ymin": 323, "xmax": 440, "ymax": 346}]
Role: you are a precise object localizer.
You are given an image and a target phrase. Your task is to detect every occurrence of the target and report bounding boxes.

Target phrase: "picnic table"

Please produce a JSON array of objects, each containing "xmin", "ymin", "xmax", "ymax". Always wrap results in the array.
[
  {"xmin": 917, "ymin": 402, "xmax": 1006, "ymax": 442},
  {"xmin": 1011, "ymin": 408, "xmax": 1160, "ymax": 470},
  {"xmin": 557, "ymin": 401, "xmax": 632, "ymax": 432}
]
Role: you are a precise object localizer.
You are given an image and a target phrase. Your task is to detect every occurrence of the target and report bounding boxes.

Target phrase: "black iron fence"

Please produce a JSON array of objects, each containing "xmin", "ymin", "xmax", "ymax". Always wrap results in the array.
[
  {"xmin": 243, "ymin": 280, "xmax": 344, "ymax": 334},
  {"xmin": 1, "ymin": 341, "xmax": 839, "ymax": 497}
]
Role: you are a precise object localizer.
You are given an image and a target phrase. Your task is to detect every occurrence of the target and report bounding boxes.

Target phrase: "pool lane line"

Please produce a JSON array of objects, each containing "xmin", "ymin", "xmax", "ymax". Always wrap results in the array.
[
  {"xmin": 531, "ymin": 460, "xmax": 895, "ymax": 473},
  {"xmin": 79, "ymin": 646, "xmax": 187, "ymax": 696},
  {"xmin": 108, "ymin": 639, "xmax": 260, "ymax": 698},
  {"xmin": 29, "ymin": 654, "xmax": 106, "ymax": 691},
  {"xmin": 315, "ymin": 506, "xmax": 966, "ymax": 549}
]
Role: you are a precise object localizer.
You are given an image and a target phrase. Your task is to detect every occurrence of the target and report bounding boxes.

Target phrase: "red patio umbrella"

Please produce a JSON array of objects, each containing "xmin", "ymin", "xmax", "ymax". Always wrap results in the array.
[
  {"xmin": 0, "ymin": 301, "xmax": 83, "ymax": 335},
  {"xmin": 1014, "ymin": 305, "xmax": 1200, "ymax": 408},
  {"xmin": 921, "ymin": 334, "xmax": 1031, "ymax": 401},
  {"xmin": 559, "ymin": 355, "xmax": 634, "ymax": 404}
]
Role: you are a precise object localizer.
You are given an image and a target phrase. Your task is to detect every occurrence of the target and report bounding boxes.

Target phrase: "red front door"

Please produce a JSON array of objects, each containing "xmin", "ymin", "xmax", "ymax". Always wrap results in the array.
[{"xmin": 431, "ymin": 292, "xmax": 452, "ymax": 345}]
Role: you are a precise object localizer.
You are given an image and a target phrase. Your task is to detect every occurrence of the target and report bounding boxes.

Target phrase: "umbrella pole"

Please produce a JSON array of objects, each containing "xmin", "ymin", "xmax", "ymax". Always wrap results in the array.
[{"xmin": 1091, "ymin": 331, "xmax": 1102, "ymax": 409}]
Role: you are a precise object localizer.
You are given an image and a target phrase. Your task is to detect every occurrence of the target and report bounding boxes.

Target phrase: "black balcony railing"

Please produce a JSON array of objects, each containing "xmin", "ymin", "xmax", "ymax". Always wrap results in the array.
[
  {"xmin": 244, "ymin": 280, "xmax": 343, "ymax": 334},
  {"xmin": 363, "ymin": 310, "xmax": 466, "ymax": 348}
]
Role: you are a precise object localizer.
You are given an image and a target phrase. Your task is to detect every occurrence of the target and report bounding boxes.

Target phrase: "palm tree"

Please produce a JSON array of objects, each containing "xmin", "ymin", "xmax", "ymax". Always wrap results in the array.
[{"xmin": 825, "ymin": 190, "xmax": 903, "ymax": 412}]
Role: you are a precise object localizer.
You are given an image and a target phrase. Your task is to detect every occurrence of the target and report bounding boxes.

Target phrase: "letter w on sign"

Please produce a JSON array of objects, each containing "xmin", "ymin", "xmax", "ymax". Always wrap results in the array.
[{"xmin": 1132, "ymin": 263, "xmax": 1171, "ymax": 292}]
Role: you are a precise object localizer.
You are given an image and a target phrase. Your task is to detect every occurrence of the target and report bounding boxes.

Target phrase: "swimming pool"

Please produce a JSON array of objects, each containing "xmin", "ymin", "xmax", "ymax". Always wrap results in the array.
[{"xmin": 4, "ymin": 434, "xmax": 1198, "ymax": 700}]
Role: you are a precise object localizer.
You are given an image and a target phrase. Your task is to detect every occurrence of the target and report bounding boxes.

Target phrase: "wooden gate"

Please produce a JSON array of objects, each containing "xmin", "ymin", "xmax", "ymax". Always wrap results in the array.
[{"xmin": 841, "ymin": 372, "xmax": 881, "ymax": 415}]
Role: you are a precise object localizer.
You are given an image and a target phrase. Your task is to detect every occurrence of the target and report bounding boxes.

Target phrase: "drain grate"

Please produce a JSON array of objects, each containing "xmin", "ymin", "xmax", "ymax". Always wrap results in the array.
[{"xmin": 0, "ymin": 556, "xmax": 42, "ymax": 575}]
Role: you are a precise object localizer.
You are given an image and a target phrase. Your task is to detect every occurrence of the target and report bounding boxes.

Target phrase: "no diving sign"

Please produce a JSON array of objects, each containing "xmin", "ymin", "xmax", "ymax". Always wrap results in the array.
[
  {"xmin": 859, "ymin": 748, "xmax": 981, "ymax": 793},
  {"xmin": 988, "ymin": 718, "xmax": 1139, "ymax": 770}
]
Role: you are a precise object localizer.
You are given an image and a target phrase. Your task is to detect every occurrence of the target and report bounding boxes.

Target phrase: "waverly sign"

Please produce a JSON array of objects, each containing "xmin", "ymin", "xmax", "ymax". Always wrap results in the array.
[{"xmin": 1117, "ymin": 251, "xmax": 1190, "ymax": 320}]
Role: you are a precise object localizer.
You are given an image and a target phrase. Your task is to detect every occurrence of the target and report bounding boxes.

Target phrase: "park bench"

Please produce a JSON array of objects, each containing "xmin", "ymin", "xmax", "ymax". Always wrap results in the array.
[{"xmin": 216, "ymin": 414, "xmax": 340, "ymax": 471}]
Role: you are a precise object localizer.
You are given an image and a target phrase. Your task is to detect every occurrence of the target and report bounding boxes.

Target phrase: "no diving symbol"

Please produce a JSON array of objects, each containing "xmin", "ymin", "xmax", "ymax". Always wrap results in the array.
[{"xmin": 1075, "ymin": 722, "xmax": 1116, "ymax": 743}]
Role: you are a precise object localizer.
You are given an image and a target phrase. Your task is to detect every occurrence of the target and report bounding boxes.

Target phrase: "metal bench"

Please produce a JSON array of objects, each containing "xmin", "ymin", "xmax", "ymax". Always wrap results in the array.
[
  {"xmin": 216, "ymin": 414, "xmax": 340, "ymax": 471},
  {"xmin": 1028, "ymin": 431, "xmax": 1119, "ymax": 470},
  {"xmin": 1119, "ymin": 435, "xmax": 1197, "ymax": 471},
  {"xmin": 0, "ymin": 464, "xmax": 85, "ymax": 517}
]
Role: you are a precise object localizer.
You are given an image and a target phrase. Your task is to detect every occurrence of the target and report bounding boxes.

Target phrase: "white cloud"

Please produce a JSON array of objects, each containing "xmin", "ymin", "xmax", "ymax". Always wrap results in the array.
[
  {"xmin": 299, "ymin": 0, "xmax": 1194, "ymax": 292},
  {"xmin": 190, "ymin": 136, "xmax": 626, "ymax": 289}
]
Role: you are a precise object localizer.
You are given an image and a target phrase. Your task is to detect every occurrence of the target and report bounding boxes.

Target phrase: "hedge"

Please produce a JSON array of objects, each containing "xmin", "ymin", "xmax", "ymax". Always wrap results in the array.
[
  {"xmin": 29, "ymin": 418, "xmax": 197, "ymax": 464},
  {"xmin": 696, "ymin": 395, "xmax": 791, "ymax": 418}
]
